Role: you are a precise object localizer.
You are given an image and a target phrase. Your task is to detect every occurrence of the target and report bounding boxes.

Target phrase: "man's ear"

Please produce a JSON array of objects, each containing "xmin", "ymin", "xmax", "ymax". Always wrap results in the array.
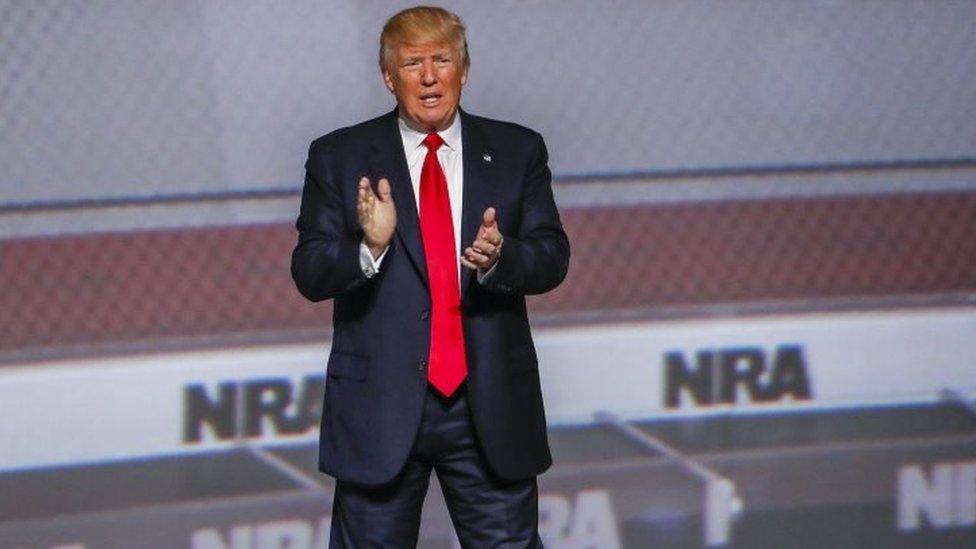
[
  {"xmin": 460, "ymin": 66, "xmax": 469, "ymax": 87},
  {"xmin": 382, "ymin": 69, "xmax": 395, "ymax": 93}
]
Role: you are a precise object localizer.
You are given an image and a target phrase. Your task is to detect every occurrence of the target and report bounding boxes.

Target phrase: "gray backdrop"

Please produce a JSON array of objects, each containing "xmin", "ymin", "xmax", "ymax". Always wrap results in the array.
[{"xmin": 2, "ymin": 0, "xmax": 975, "ymax": 205}]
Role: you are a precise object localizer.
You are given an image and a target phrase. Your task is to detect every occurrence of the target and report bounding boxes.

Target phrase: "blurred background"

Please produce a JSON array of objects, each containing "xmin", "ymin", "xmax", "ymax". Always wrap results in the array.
[{"xmin": 1, "ymin": 1, "xmax": 975, "ymax": 547}]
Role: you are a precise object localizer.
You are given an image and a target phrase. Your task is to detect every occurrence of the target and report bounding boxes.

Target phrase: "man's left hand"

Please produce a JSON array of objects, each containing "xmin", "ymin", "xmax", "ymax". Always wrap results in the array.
[{"xmin": 461, "ymin": 207, "xmax": 503, "ymax": 271}]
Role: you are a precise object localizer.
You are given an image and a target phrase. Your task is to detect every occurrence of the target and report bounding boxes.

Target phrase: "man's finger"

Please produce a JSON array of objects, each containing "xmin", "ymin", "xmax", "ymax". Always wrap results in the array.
[
  {"xmin": 377, "ymin": 178, "xmax": 392, "ymax": 202},
  {"xmin": 472, "ymin": 241, "xmax": 495, "ymax": 256},
  {"xmin": 465, "ymin": 248, "xmax": 489, "ymax": 263},
  {"xmin": 484, "ymin": 232, "xmax": 502, "ymax": 245}
]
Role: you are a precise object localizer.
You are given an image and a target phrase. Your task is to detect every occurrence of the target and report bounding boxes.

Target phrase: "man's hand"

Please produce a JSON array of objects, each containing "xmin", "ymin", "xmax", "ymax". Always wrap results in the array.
[
  {"xmin": 461, "ymin": 207, "xmax": 503, "ymax": 271},
  {"xmin": 357, "ymin": 177, "xmax": 396, "ymax": 259}
]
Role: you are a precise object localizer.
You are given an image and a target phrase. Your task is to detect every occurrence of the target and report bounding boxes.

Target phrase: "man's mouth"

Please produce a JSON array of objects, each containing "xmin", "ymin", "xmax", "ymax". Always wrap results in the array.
[{"xmin": 420, "ymin": 93, "xmax": 442, "ymax": 106}]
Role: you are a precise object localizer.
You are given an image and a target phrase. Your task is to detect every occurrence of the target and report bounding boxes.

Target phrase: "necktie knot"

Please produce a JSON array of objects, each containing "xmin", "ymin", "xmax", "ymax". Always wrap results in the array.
[{"xmin": 423, "ymin": 132, "xmax": 444, "ymax": 152}]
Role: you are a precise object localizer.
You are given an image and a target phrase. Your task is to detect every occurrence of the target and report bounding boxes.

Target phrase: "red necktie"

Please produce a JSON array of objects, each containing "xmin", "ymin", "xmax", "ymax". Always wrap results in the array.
[{"xmin": 419, "ymin": 133, "xmax": 467, "ymax": 397}]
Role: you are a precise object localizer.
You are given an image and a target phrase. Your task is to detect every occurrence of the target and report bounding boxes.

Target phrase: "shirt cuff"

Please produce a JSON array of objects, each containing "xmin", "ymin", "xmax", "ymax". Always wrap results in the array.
[
  {"xmin": 476, "ymin": 260, "xmax": 499, "ymax": 285},
  {"xmin": 359, "ymin": 241, "xmax": 388, "ymax": 278}
]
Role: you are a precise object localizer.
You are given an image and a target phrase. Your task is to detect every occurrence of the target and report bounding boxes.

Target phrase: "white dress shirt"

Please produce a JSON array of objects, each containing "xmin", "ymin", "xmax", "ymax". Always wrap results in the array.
[{"xmin": 359, "ymin": 113, "xmax": 494, "ymax": 283}]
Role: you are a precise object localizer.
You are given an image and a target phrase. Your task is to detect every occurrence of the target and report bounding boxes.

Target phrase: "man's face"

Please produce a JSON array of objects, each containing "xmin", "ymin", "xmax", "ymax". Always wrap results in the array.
[{"xmin": 383, "ymin": 41, "xmax": 468, "ymax": 132}]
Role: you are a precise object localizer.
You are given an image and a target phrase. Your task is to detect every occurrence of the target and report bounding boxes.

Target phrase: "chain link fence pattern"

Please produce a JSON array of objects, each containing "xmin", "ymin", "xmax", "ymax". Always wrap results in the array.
[{"xmin": 2, "ymin": 1, "xmax": 975, "ymax": 205}]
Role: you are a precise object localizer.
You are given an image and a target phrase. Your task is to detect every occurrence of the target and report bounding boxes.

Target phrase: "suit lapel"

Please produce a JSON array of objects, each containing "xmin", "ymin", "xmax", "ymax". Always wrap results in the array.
[
  {"xmin": 459, "ymin": 110, "xmax": 494, "ymax": 299},
  {"xmin": 368, "ymin": 109, "xmax": 428, "ymax": 287}
]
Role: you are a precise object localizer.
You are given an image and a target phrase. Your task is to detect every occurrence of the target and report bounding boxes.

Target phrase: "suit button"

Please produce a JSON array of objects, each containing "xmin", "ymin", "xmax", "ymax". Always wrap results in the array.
[
  {"xmin": 418, "ymin": 360, "xmax": 427, "ymax": 372},
  {"xmin": 421, "ymin": 310, "xmax": 430, "ymax": 320}
]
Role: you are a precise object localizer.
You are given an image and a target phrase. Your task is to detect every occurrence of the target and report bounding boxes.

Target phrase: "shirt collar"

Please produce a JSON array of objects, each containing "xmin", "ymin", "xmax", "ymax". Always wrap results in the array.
[{"xmin": 397, "ymin": 110, "xmax": 462, "ymax": 153}]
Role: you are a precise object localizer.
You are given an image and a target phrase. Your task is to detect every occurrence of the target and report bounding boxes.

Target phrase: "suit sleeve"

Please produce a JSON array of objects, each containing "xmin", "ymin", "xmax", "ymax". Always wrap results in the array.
[
  {"xmin": 481, "ymin": 132, "xmax": 570, "ymax": 296},
  {"xmin": 291, "ymin": 139, "xmax": 371, "ymax": 302}
]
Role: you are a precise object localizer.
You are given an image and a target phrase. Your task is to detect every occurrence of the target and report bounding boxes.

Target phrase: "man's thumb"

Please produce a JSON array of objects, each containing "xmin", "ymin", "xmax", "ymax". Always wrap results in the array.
[{"xmin": 483, "ymin": 206, "xmax": 496, "ymax": 227}]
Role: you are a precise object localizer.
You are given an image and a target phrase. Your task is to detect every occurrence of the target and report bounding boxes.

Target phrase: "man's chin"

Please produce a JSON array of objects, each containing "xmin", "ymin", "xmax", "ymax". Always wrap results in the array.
[
  {"xmin": 400, "ymin": 106, "xmax": 458, "ymax": 132},
  {"xmin": 420, "ymin": 109, "xmax": 457, "ymax": 131}
]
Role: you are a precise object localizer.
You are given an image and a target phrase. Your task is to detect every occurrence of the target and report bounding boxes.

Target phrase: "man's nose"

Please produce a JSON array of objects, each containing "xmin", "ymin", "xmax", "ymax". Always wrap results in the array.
[{"xmin": 420, "ymin": 61, "xmax": 436, "ymax": 85}]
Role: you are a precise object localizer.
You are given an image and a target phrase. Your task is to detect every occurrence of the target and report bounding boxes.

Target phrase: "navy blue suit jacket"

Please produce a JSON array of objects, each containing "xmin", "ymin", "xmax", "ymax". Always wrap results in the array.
[{"xmin": 291, "ymin": 108, "xmax": 570, "ymax": 485}]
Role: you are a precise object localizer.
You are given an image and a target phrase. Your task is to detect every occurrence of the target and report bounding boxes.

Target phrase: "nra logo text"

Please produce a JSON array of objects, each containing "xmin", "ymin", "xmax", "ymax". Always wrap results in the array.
[
  {"xmin": 898, "ymin": 460, "xmax": 976, "ymax": 531},
  {"xmin": 192, "ymin": 517, "xmax": 331, "ymax": 549},
  {"xmin": 183, "ymin": 376, "xmax": 325, "ymax": 443},
  {"xmin": 539, "ymin": 489, "xmax": 621, "ymax": 549},
  {"xmin": 663, "ymin": 344, "xmax": 812, "ymax": 408},
  {"xmin": 190, "ymin": 490, "xmax": 619, "ymax": 549}
]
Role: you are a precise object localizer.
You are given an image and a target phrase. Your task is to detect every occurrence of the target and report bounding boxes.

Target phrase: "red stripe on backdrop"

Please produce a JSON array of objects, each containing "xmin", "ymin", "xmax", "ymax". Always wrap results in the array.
[{"xmin": 2, "ymin": 192, "xmax": 975, "ymax": 354}]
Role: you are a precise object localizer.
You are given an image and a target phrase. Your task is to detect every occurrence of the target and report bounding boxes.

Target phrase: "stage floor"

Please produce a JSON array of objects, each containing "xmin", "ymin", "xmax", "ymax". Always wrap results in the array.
[{"xmin": 3, "ymin": 402, "xmax": 974, "ymax": 548}]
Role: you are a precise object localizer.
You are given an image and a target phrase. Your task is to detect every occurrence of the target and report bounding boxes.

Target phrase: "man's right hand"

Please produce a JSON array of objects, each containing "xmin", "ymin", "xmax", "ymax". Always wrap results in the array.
[{"xmin": 357, "ymin": 177, "xmax": 396, "ymax": 259}]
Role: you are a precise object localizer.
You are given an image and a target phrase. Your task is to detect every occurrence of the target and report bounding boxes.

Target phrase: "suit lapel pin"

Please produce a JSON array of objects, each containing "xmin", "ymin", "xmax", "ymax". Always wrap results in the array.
[{"xmin": 482, "ymin": 153, "xmax": 492, "ymax": 163}]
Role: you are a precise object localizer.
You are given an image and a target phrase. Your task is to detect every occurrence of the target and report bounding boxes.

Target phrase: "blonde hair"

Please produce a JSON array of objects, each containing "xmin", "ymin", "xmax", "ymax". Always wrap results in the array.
[{"xmin": 379, "ymin": 6, "xmax": 469, "ymax": 71}]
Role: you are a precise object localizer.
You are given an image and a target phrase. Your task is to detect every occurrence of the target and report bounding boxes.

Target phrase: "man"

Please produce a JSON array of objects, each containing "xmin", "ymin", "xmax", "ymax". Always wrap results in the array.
[{"xmin": 291, "ymin": 6, "xmax": 569, "ymax": 547}]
